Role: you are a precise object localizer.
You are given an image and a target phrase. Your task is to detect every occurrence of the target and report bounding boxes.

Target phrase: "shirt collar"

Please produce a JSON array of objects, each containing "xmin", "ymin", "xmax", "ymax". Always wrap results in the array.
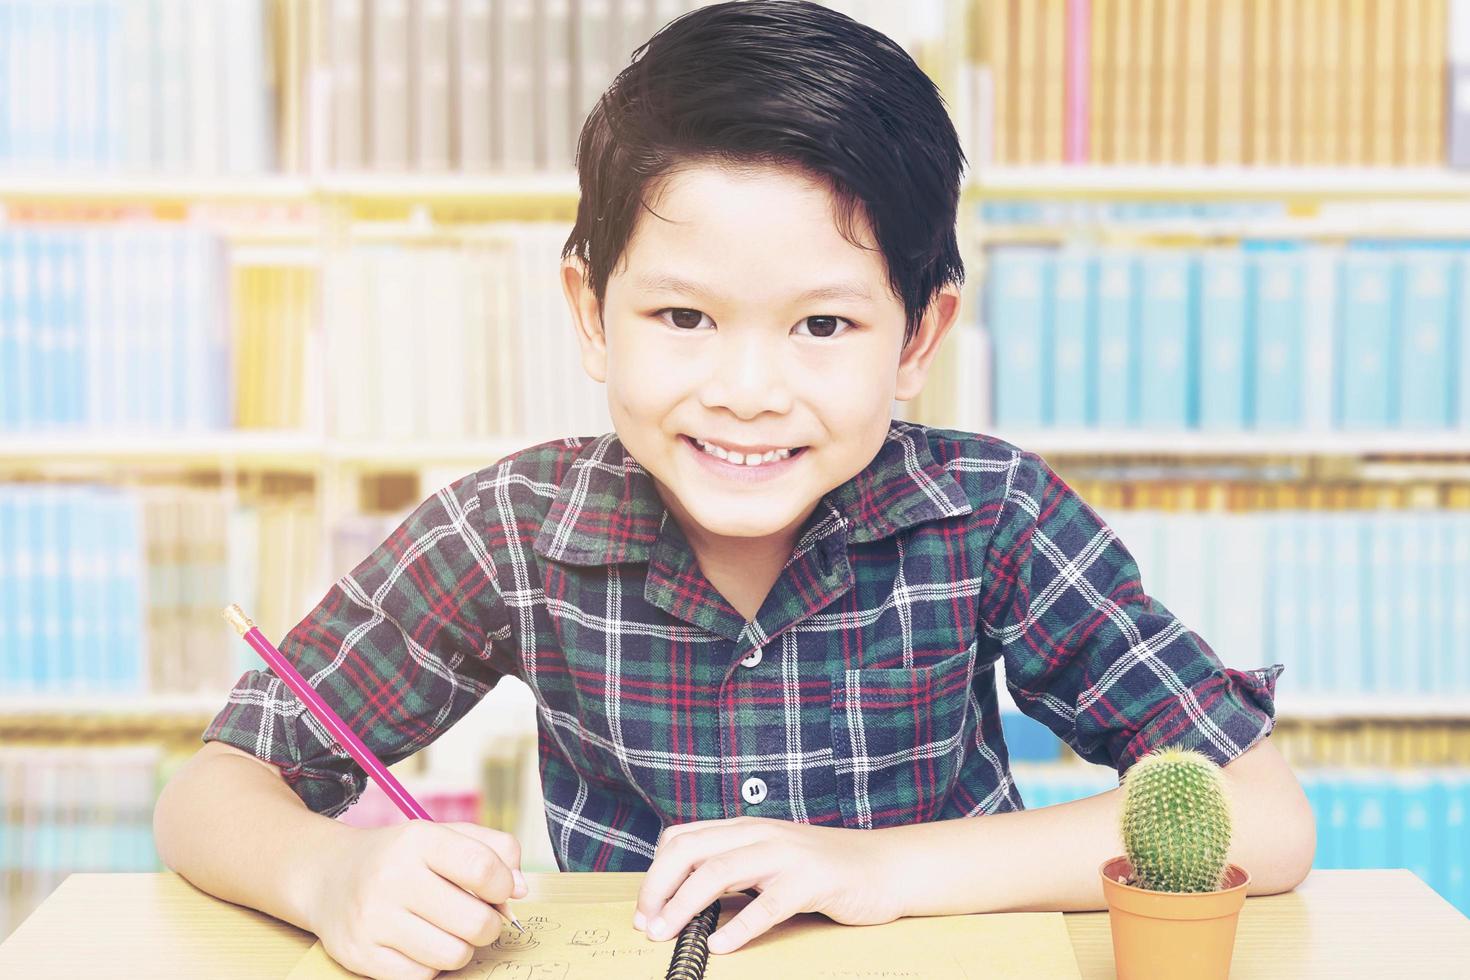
[{"xmin": 532, "ymin": 420, "xmax": 973, "ymax": 566}]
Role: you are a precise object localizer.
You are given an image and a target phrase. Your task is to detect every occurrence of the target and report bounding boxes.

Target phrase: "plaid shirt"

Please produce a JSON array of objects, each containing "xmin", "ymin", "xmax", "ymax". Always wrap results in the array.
[{"xmin": 203, "ymin": 419, "xmax": 1283, "ymax": 872}]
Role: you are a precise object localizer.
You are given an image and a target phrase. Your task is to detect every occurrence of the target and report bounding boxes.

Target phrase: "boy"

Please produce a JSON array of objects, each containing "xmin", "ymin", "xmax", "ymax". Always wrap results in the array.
[{"xmin": 154, "ymin": 2, "xmax": 1315, "ymax": 977}]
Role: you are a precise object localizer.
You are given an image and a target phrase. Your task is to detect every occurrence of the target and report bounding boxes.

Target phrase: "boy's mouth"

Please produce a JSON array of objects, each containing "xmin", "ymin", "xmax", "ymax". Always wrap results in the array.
[{"xmin": 681, "ymin": 434, "xmax": 808, "ymax": 469}]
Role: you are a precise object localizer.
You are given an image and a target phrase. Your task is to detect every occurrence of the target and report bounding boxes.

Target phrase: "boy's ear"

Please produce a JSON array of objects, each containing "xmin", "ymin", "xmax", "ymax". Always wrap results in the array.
[
  {"xmin": 561, "ymin": 256, "xmax": 608, "ymax": 383},
  {"xmin": 894, "ymin": 284, "xmax": 962, "ymax": 402}
]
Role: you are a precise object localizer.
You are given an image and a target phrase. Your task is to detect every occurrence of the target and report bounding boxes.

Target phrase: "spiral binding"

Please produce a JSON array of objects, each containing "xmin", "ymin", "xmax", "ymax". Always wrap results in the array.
[{"xmin": 664, "ymin": 899, "xmax": 722, "ymax": 980}]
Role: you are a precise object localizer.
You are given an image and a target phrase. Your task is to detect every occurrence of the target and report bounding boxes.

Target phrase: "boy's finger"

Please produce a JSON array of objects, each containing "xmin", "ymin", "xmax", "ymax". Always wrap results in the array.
[
  {"xmin": 442, "ymin": 822, "xmax": 523, "ymax": 870},
  {"xmin": 643, "ymin": 844, "xmax": 767, "ymax": 942},
  {"xmin": 407, "ymin": 866, "xmax": 506, "ymax": 947},
  {"xmin": 423, "ymin": 829, "xmax": 516, "ymax": 904},
  {"xmin": 635, "ymin": 824, "xmax": 762, "ymax": 927},
  {"xmin": 706, "ymin": 888, "xmax": 791, "ymax": 954}
]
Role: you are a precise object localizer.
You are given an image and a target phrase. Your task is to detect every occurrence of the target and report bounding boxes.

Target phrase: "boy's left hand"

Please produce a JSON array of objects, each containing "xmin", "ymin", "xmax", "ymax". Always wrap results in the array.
[{"xmin": 633, "ymin": 815, "xmax": 908, "ymax": 954}]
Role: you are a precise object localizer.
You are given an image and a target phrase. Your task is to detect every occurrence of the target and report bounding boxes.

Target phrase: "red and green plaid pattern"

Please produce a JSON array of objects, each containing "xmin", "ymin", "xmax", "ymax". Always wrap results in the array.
[{"xmin": 203, "ymin": 420, "xmax": 1283, "ymax": 871}]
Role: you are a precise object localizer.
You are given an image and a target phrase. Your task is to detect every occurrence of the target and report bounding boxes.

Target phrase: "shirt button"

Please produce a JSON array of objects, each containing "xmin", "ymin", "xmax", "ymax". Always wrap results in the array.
[
  {"xmin": 740, "ymin": 648, "xmax": 763, "ymax": 668},
  {"xmin": 741, "ymin": 777, "xmax": 768, "ymax": 805}
]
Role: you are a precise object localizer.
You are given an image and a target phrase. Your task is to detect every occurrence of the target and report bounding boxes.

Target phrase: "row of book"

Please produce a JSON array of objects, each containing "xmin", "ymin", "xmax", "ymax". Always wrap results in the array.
[
  {"xmin": 1009, "ymin": 763, "xmax": 1470, "ymax": 917},
  {"xmin": 979, "ymin": 199, "xmax": 1287, "ymax": 227},
  {"xmin": 0, "ymin": 0, "xmax": 274, "ymax": 175},
  {"xmin": 6, "ymin": 476, "xmax": 1470, "ymax": 701},
  {"xmin": 323, "ymin": 225, "xmax": 614, "ymax": 440},
  {"xmin": 0, "ymin": 746, "xmax": 162, "ymax": 941},
  {"xmin": 0, "ymin": 483, "xmax": 325, "ymax": 696},
  {"xmin": 957, "ymin": 0, "xmax": 1451, "ymax": 168},
  {"xmin": 0, "ymin": 225, "xmax": 231, "ymax": 433},
  {"xmin": 985, "ymin": 243, "xmax": 1470, "ymax": 431},
  {"xmin": 1093, "ymin": 502, "xmax": 1470, "ymax": 698}
]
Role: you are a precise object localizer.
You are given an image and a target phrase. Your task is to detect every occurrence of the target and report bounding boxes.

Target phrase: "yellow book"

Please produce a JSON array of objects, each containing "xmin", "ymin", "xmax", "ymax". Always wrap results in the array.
[
  {"xmin": 1244, "ymin": 0, "xmax": 1271, "ymax": 164},
  {"xmin": 234, "ymin": 267, "xmax": 259, "ymax": 428},
  {"xmin": 1092, "ymin": 0, "xmax": 1114, "ymax": 162},
  {"xmin": 1116, "ymin": 0, "xmax": 1141, "ymax": 163},
  {"xmin": 1299, "ymin": 0, "xmax": 1323, "ymax": 164},
  {"xmin": 1134, "ymin": 0, "xmax": 1158, "ymax": 164},
  {"xmin": 1215, "ymin": 0, "xmax": 1245, "ymax": 164},
  {"xmin": 1369, "ymin": 0, "xmax": 1399, "ymax": 165},
  {"xmin": 1156, "ymin": 0, "xmax": 1183, "ymax": 163},
  {"xmin": 1042, "ymin": 0, "xmax": 1066, "ymax": 162},
  {"xmin": 1422, "ymin": 0, "xmax": 1448, "ymax": 164},
  {"xmin": 988, "ymin": 0, "xmax": 1014, "ymax": 164},
  {"xmin": 1319, "ymin": 0, "xmax": 1344, "ymax": 164},
  {"xmin": 1276, "ymin": 0, "xmax": 1300, "ymax": 164},
  {"xmin": 1183, "ymin": 0, "xmax": 1209, "ymax": 163},
  {"xmin": 1343, "ymin": 0, "xmax": 1369, "ymax": 164},
  {"xmin": 1402, "ymin": 0, "xmax": 1426, "ymax": 164},
  {"xmin": 1015, "ymin": 0, "xmax": 1039, "ymax": 162}
]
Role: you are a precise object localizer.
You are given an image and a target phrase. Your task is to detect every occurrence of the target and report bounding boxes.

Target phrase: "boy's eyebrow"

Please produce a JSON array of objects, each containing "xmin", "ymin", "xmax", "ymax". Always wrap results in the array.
[{"xmin": 634, "ymin": 272, "xmax": 874, "ymax": 304}]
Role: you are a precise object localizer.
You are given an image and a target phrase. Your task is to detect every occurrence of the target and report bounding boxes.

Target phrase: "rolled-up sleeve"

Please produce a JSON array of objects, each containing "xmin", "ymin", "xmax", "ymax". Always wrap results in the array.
[
  {"xmin": 202, "ymin": 470, "xmax": 516, "ymax": 816},
  {"xmin": 978, "ymin": 449, "xmax": 1284, "ymax": 777}
]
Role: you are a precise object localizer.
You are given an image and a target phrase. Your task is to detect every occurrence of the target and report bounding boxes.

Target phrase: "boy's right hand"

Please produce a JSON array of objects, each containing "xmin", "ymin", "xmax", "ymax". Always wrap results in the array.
[{"xmin": 302, "ymin": 821, "xmax": 528, "ymax": 980}]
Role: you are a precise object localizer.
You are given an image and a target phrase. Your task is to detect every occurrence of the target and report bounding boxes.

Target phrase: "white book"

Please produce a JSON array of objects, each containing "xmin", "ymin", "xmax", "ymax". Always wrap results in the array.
[
  {"xmin": 1422, "ymin": 515, "xmax": 1447, "ymax": 694},
  {"xmin": 613, "ymin": 0, "xmax": 652, "ymax": 76},
  {"xmin": 222, "ymin": 0, "xmax": 271, "ymax": 173},
  {"xmin": 493, "ymin": 0, "xmax": 537, "ymax": 171},
  {"xmin": 325, "ymin": 252, "xmax": 365, "ymax": 440},
  {"xmin": 537, "ymin": 0, "xmax": 573, "ymax": 171},
  {"xmin": 412, "ymin": 0, "xmax": 452, "ymax": 170},
  {"xmin": 574, "ymin": 0, "xmax": 614, "ymax": 133},
  {"xmin": 367, "ymin": 0, "xmax": 410, "ymax": 170},
  {"xmin": 118, "ymin": 0, "xmax": 155, "ymax": 173},
  {"xmin": 453, "ymin": 0, "xmax": 493, "ymax": 170},
  {"xmin": 1396, "ymin": 511, "xmax": 1424, "ymax": 695},
  {"xmin": 1327, "ymin": 511, "xmax": 1366, "ymax": 695},
  {"xmin": 1216, "ymin": 513, "xmax": 1265, "ymax": 674},
  {"xmin": 1453, "ymin": 515, "xmax": 1470, "ymax": 693},
  {"xmin": 155, "ymin": 0, "xmax": 190, "ymax": 172},
  {"xmin": 490, "ymin": 242, "xmax": 519, "ymax": 435},
  {"xmin": 330, "ymin": 0, "xmax": 366, "ymax": 170},
  {"xmin": 513, "ymin": 227, "xmax": 543, "ymax": 434},
  {"xmin": 1301, "ymin": 510, "xmax": 1329, "ymax": 694},
  {"xmin": 186, "ymin": 0, "xmax": 221, "ymax": 174},
  {"xmin": 375, "ymin": 248, "xmax": 417, "ymax": 439},
  {"xmin": 424, "ymin": 250, "xmax": 466, "ymax": 439}
]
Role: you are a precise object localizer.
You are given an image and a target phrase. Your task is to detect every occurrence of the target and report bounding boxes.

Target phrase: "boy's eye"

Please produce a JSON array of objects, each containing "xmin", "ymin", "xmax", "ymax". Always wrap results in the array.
[{"xmin": 654, "ymin": 308, "xmax": 855, "ymax": 338}]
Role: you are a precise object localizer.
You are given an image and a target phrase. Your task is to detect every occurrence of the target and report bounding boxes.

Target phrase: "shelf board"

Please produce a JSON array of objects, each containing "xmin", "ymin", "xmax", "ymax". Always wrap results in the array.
[
  {"xmin": 2, "ymin": 430, "xmax": 1467, "ymax": 472},
  {"xmin": 6, "ymin": 169, "xmax": 1470, "ymax": 209},
  {"xmin": 967, "ymin": 166, "xmax": 1470, "ymax": 200},
  {"xmin": 985, "ymin": 429, "xmax": 1470, "ymax": 457}
]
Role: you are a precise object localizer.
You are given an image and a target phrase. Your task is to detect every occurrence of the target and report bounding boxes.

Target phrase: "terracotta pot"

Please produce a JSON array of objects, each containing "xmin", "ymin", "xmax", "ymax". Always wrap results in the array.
[{"xmin": 1098, "ymin": 855, "xmax": 1250, "ymax": 980}]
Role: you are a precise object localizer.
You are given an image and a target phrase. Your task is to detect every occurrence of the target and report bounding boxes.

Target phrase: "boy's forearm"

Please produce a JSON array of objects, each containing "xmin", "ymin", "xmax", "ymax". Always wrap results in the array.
[
  {"xmin": 883, "ymin": 742, "xmax": 1316, "ymax": 916},
  {"xmin": 152, "ymin": 748, "xmax": 353, "ymax": 933}
]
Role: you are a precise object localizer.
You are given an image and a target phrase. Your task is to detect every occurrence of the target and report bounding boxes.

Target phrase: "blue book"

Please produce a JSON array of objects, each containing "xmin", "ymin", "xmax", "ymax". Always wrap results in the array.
[
  {"xmin": 1137, "ymin": 249, "xmax": 1195, "ymax": 429},
  {"xmin": 1459, "ymin": 253, "xmax": 1470, "ymax": 430},
  {"xmin": 986, "ymin": 247, "xmax": 1052, "ymax": 428},
  {"xmin": 1198, "ymin": 250, "xmax": 1249, "ymax": 430},
  {"xmin": 1396, "ymin": 512, "xmax": 1426, "ymax": 694},
  {"xmin": 29, "ymin": 228, "xmax": 57, "ymax": 431},
  {"xmin": 68, "ymin": 487, "xmax": 100, "ymax": 695},
  {"xmin": 1323, "ymin": 778, "xmax": 1350, "ymax": 868},
  {"xmin": 1396, "ymin": 249, "xmax": 1455, "ymax": 428},
  {"xmin": 1400, "ymin": 778, "xmax": 1436, "ymax": 890},
  {"xmin": 1366, "ymin": 513, "xmax": 1398, "ymax": 695},
  {"xmin": 52, "ymin": 486, "xmax": 76, "ymax": 692},
  {"xmin": 1424, "ymin": 778, "xmax": 1453, "ymax": 902},
  {"xmin": 13, "ymin": 487, "xmax": 38, "ymax": 692},
  {"xmin": 1454, "ymin": 515, "xmax": 1470, "ymax": 694},
  {"xmin": 1294, "ymin": 512, "xmax": 1322, "ymax": 695},
  {"xmin": 1049, "ymin": 249, "xmax": 1093, "ymax": 427},
  {"xmin": 1249, "ymin": 246, "xmax": 1305, "ymax": 429},
  {"xmin": 0, "ymin": 493, "xmax": 13, "ymax": 689},
  {"xmin": 60, "ymin": 235, "xmax": 87, "ymax": 427},
  {"xmin": 21, "ymin": 228, "xmax": 44, "ymax": 430},
  {"xmin": 1353, "ymin": 775, "xmax": 1392, "ymax": 869},
  {"xmin": 1419, "ymin": 515, "xmax": 1444, "ymax": 695},
  {"xmin": 1337, "ymin": 249, "xmax": 1395, "ymax": 429},
  {"xmin": 36, "ymin": 486, "xmax": 65, "ymax": 691},
  {"xmin": 1449, "ymin": 779, "xmax": 1469, "ymax": 915},
  {"xmin": 1094, "ymin": 251, "xmax": 1139, "ymax": 427},
  {"xmin": 1328, "ymin": 512, "xmax": 1366, "ymax": 695},
  {"xmin": 1263, "ymin": 511, "xmax": 1297, "ymax": 688},
  {"xmin": 112, "ymin": 491, "xmax": 144, "ymax": 691},
  {"xmin": 0, "ymin": 233, "xmax": 18, "ymax": 429}
]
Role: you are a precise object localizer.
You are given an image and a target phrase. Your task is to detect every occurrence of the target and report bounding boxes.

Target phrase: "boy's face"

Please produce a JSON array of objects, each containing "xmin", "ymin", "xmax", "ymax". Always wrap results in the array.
[{"xmin": 562, "ymin": 163, "xmax": 959, "ymax": 557}]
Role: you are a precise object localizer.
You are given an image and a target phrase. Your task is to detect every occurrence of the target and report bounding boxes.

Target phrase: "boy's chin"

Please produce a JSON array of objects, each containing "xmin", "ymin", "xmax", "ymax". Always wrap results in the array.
[{"xmin": 680, "ymin": 502, "xmax": 808, "ymax": 541}]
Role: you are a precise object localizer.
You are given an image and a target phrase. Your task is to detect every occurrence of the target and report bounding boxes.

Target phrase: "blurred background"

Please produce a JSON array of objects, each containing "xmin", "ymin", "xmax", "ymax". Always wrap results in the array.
[{"xmin": 1, "ymin": 0, "xmax": 1469, "ymax": 941}]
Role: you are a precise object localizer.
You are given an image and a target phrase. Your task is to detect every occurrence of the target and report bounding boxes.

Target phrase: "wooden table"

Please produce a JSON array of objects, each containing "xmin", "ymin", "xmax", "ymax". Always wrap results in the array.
[{"xmin": 2, "ymin": 869, "xmax": 1467, "ymax": 978}]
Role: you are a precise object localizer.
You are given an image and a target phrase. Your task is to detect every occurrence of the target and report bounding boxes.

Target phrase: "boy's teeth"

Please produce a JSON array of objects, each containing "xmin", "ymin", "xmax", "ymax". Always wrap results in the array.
[{"xmin": 693, "ymin": 438, "xmax": 794, "ymax": 466}]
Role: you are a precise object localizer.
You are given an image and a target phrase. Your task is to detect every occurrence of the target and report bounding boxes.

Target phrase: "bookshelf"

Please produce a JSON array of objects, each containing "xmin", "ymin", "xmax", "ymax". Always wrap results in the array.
[{"xmin": 3, "ymin": 0, "xmax": 1470, "ymax": 940}]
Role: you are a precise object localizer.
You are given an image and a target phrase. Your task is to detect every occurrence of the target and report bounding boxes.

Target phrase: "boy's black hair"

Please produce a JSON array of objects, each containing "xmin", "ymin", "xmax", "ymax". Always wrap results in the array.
[{"xmin": 561, "ymin": 0, "xmax": 967, "ymax": 347}]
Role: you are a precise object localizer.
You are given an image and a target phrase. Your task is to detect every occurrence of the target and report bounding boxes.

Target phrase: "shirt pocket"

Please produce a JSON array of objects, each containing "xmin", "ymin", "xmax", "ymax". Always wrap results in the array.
[{"xmin": 829, "ymin": 638, "xmax": 978, "ymax": 830}]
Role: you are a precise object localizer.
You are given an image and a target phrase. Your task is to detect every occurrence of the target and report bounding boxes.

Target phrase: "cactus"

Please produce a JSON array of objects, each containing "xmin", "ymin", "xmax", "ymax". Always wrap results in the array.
[{"xmin": 1118, "ymin": 746, "xmax": 1233, "ymax": 893}]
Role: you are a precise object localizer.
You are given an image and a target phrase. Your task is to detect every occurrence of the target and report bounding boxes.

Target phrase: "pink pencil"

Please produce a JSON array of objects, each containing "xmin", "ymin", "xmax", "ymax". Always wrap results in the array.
[{"xmin": 223, "ymin": 603, "xmax": 523, "ymax": 934}]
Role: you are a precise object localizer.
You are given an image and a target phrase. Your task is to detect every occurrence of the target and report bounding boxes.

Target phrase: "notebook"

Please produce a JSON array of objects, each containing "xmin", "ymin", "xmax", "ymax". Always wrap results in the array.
[{"xmin": 285, "ymin": 891, "xmax": 1083, "ymax": 978}]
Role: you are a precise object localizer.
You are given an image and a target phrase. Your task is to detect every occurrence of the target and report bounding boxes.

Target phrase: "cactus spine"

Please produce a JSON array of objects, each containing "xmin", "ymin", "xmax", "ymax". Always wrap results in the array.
[{"xmin": 1119, "ymin": 746, "xmax": 1233, "ymax": 893}]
